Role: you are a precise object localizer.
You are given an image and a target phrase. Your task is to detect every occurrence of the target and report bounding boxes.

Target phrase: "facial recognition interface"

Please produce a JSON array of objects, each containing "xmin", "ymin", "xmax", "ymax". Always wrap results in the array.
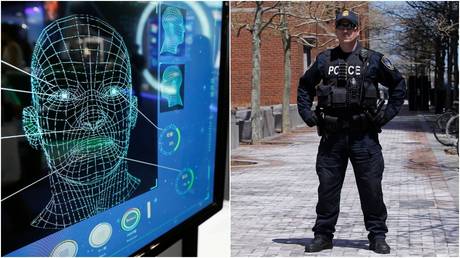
[{"xmin": 1, "ymin": 1, "xmax": 223, "ymax": 256}]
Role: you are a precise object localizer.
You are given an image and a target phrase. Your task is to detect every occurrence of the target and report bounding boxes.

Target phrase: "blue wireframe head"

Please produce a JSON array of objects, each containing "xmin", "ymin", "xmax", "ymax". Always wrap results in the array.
[
  {"xmin": 161, "ymin": 65, "xmax": 183, "ymax": 107},
  {"xmin": 22, "ymin": 15, "xmax": 138, "ymax": 185},
  {"xmin": 160, "ymin": 6, "xmax": 185, "ymax": 54}
]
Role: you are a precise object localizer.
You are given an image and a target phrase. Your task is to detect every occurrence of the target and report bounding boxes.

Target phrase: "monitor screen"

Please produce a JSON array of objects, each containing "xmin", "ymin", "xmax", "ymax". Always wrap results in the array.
[{"xmin": 1, "ymin": 1, "xmax": 225, "ymax": 256}]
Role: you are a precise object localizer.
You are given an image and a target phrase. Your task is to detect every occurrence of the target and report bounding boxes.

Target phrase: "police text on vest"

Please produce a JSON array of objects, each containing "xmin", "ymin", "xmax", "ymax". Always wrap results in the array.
[{"xmin": 328, "ymin": 65, "xmax": 361, "ymax": 76}]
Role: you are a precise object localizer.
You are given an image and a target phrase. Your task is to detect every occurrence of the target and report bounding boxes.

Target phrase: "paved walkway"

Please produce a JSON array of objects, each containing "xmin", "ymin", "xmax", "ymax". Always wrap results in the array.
[{"xmin": 231, "ymin": 106, "xmax": 459, "ymax": 257}]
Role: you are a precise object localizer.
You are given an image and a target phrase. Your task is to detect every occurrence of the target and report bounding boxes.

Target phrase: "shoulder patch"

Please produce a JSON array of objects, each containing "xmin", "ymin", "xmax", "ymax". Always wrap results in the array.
[{"xmin": 381, "ymin": 56, "xmax": 395, "ymax": 70}]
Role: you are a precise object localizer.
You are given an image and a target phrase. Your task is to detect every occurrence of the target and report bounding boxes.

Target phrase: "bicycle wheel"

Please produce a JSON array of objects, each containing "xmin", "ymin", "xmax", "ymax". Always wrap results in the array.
[
  {"xmin": 446, "ymin": 114, "xmax": 459, "ymax": 145},
  {"xmin": 457, "ymin": 138, "xmax": 459, "ymax": 155},
  {"xmin": 433, "ymin": 111, "xmax": 456, "ymax": 146}
]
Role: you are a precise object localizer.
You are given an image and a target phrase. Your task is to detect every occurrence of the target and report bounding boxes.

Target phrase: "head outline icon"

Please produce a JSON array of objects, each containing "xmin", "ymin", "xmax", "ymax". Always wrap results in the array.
[
  {"xmin": 160, "ymin": 6, "xmax": 185, "ymax": 55},
  {"xmin": 161, "ymin": 65, "xmax": 183, "ymax": 108}
]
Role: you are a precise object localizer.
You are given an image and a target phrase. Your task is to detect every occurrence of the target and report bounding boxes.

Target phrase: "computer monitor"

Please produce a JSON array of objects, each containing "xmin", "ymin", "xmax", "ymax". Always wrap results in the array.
[{"xmin": 1, "ymin": 1, "xmax": 228, "ymax": 256}]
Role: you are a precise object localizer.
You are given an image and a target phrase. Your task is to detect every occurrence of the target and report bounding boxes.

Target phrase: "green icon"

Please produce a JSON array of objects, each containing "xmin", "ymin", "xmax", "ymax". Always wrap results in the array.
[
  {"xmin": 121, "ymin": 208, "xmax": 141, "ymax": 231},
  {"xmin": 159, "ymin": 124, "xmax": 181, "ymax": 155},
  {"xmin": 175, "ymin": 168, "xmax": 195, "ymax": 195}
]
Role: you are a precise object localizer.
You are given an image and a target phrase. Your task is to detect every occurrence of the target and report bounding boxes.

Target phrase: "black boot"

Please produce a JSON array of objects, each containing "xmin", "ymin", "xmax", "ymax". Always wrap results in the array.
[
  {"xmin": 305, "ymin": 235, "xmax": 333, "ymax": 253},
  {"xmin": 369, "ymin": 238, "xmax": 390, "ymax": 254}
]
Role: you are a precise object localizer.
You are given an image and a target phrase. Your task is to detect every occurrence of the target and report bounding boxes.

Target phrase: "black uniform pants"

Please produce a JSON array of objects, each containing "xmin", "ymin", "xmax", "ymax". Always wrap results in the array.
[{"xmin": 312, "ymin": 131, "xmax": 388, "ymax": 241}]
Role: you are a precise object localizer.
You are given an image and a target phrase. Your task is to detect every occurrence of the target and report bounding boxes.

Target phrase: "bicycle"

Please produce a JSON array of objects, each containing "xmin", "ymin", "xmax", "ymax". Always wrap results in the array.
[
  {"xmin": 445, "ymin": 113, "xmax": 459, "ymax": 151},
  {"xmin": 433, "ymin": 109, "xmax": 457, "ymax": 146}
]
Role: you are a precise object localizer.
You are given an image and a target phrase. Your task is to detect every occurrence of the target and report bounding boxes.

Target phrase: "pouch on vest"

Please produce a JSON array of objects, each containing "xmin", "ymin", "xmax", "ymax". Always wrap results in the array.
[
  {"xmin": 361, "ymin": 81, "xmax": 378, "ymax": 108},
  {"xmin": 317, "ymin": 84, "xmax": 332, "ymax": 108},
  {"xmin": 323, "ymin": 115, "xmax": 340, "ymax": 133},
  {"xmin": 331, "ymin": 87, "xmax": 347, "ymax": 108},
  {"xmin": 348, "ymin": 79, "xmax": 362, "ymax": 107}
]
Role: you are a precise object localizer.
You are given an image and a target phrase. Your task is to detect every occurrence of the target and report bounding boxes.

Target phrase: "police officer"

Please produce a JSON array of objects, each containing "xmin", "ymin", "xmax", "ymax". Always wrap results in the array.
[{"xmin": 297, "ymin": 10, "xmax": 406, "ymax": 254}]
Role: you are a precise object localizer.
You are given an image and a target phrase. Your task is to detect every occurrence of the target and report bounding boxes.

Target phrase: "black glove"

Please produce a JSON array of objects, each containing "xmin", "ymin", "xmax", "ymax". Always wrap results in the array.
[
  {"xmin": 366, "ymin": 110, "xmax": 387, "ymax": 128},
  {"xmin": 301, "ymin": 110, "xmax": 318, "ymax": 127}
]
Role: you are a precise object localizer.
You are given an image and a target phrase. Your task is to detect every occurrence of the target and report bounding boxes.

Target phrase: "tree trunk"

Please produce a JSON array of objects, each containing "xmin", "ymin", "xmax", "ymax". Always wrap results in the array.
[
  {"xmin": 434, "ymin": 37, "xmax": 445, "ymax": 114},
  {"xmin": 281, "ymin": 11, "xmax": 291, "ymax": 133},
  {"xmin": 250, "ymin": 5, "xmax": 262, "ymax": 143},
  {"xmin": 453, "ymin": 34, "xmax": 459, "ymax": 102},
  {"xmin": 452, "ymin": 2, "xmax": 459, "ymax": 103},
  {"xmin": 446, "ymin": 38, "xmax": 452, "ymax": 109}
]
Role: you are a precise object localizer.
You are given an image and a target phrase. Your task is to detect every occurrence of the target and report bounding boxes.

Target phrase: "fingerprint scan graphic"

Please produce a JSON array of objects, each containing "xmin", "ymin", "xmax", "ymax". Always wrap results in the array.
[
  {"xmin": 160, "ymin": 6, "xmax": 185, "ymax": 55},
  {"xmin": 22, "ymin": 15, "xmax": 140, "ymax": 229}
]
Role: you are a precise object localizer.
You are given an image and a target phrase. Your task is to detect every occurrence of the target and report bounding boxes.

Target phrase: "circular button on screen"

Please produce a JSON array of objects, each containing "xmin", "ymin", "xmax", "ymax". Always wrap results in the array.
[
  {"xmin": 121, "ymin": 208, "xmax": 141, "ymax": 231},
  {"xmin": 159, "ymin": 124, "xmax": 181, "ymax": 156},
  {"xmin": 50, "ymin": 240, "xmax": 78, "ymax": 257},
  {"xmin": 89, "ymin": 222, "xmax": 112, "ymax": 248},
  {"xmin": 175, "ymin": 168, "xmax": 195, "ymax": 195}
]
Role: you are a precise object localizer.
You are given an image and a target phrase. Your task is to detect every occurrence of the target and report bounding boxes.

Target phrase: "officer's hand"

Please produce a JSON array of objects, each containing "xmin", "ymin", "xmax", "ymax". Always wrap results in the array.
[
  {"xmin": 302, "ymin": 110, "xmax": 318, "ymax": 127},
  {"xmin": 367, "ymin": 111, "xmax": 387, "ymax": 127}
]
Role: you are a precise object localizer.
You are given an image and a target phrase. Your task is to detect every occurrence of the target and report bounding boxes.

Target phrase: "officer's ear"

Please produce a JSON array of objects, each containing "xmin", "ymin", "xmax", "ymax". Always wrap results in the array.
[
  {"xmin": 129, "ymin": 96, "xmax": 138, "ymax": 130},
  {"xmin": 22, "ymin": 106, "xmax": 41, "ymax": 149}
]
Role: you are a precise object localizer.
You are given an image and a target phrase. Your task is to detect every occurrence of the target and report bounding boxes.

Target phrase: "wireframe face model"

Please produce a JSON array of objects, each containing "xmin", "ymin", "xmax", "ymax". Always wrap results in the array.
[
  {"xmin": 160, "ymin": 6, "xmax": 185, "ymax": 55},
  {"xmin": 161, "ymin": 65, "xmax": 183, "ymax": 107},
  {"xmin": 22, "ymin": 15, "xmax": 140, "ymax": 229}
]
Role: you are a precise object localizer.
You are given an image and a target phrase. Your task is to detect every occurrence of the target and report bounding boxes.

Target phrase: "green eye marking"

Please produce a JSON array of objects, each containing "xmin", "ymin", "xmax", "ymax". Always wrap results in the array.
[
  {"xmin": 104, "ymin": 86, "xmax": 125, "ymax": 98},
  {"xmin": 50, "ymin": 89, "xmax": 73, "ymax": 101},
  {"xmin": 109, "ymin": 87, "xmax": 119, "ymax": 96}
]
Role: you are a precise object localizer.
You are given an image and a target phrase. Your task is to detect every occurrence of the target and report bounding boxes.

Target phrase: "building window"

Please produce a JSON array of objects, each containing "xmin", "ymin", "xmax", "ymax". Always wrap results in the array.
[{"xmin": 302, "ymin": 37, "xmax": 316, "ymax": 71}]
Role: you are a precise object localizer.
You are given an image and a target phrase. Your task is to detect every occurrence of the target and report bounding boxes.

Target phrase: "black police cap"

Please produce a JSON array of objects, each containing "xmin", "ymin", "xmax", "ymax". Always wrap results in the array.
[{"xmin": 335, "ymin": 10, "xmax": 359, "ymax": 27}]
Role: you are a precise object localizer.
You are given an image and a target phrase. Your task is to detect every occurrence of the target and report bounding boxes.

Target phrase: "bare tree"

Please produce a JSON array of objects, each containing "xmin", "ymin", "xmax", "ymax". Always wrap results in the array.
[
  {"xmin": 279, "ymin": 2, "xmax": 292, "ymax": 133},
  {"xmin": 395, "ymin": 1, "xmax": 458, "ymax": 112},
  {"xmin": 232, "ymin": 1, "xmax": 281, "ymax": 143}
]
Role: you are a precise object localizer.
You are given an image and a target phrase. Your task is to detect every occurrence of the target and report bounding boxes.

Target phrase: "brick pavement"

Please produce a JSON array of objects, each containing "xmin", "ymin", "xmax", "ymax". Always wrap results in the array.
[{"xmin": 231, "ymin": 106, "xmax": 459, "ymax": 257}]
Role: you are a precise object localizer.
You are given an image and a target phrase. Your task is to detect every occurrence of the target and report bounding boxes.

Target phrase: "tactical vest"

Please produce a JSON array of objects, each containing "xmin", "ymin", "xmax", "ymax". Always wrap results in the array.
[{"xmin": 316, "ymin": 48, "xmax": 379, "ymax": 113}]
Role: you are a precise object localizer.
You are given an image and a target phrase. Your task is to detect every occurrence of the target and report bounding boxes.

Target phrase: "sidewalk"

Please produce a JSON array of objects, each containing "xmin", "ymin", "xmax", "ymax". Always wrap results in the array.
[{"xmin": 231, "ymin": 106, "xmax": 459, "ymax": 257}]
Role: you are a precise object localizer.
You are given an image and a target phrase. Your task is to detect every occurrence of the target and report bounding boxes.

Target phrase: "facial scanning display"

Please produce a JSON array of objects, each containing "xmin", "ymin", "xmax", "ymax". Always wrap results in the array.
[
  {"xmin": 2, "ymin": 2, "xmax": 223, "ymax": 256},
  {"xmin": 160, "ymin": 6, "xmax": 185, "ymax": 55},
  {"xmin": 161, "ymin": 65, "xmax": 183, "ymax": 108},
  {"xmin": 21, "ymin": 15, "xmax": 139, "ymax": 229}
]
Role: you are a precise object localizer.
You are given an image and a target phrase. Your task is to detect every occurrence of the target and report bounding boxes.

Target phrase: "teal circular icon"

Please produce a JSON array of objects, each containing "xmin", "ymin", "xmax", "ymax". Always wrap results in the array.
[
  {"xmin": 159, "ymin": 124, "xmax": 181, "ymax": 155},
  {"xmin": 121, "ymin": 208, "xmax": 141, "ymax": 231},
  {"xmin": 175, "ymin": 168, "xmax": 195, "ymax": 195}
]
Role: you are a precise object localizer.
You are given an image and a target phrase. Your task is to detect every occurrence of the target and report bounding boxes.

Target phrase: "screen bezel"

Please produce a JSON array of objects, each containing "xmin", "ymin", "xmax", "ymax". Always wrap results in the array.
[{"xmin": 130, "ymin": 2, "xmax": 229, "ymax": 256}]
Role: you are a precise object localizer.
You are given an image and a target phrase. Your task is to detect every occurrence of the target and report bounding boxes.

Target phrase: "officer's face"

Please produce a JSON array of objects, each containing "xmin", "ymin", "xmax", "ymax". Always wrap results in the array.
[{"xmin": 336, "ymin": 22, "xmax": 359, "ymax": 43}]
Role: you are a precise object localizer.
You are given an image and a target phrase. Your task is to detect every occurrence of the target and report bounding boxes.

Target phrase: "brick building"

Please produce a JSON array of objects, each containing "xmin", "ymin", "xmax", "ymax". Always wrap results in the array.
[{"xmin": 231, "ymin": 2, "xmax": 370, "ymax": 108}]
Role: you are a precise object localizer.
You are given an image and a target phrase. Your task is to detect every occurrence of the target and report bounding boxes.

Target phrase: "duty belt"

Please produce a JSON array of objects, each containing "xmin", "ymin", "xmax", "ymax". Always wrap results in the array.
[{"xmin": 317, "ymin": 112, "xmax": 373, "ymax": 134}]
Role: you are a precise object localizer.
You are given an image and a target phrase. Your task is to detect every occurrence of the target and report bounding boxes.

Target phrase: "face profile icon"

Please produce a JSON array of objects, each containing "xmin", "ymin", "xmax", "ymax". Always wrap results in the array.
[
  {"xmin": 161, "ymin": 65, "xmax": 184, "ymax": 108},
  {"xmin": 160, "ymin": 6, "xmax": 185, "ymax": 55},
  {"xmin": 22, "ymin": 15, "xmax": 140, "ymax": 229}
]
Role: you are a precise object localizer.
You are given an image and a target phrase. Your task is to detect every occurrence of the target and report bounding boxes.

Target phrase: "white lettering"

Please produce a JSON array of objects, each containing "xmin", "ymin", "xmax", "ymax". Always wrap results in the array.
[
  {"xmin": 328, "ymin": 65, "xmax": 361, "ymax": 76},
  {"xmin": 348, "ymin": 66, "xmax": 354, "ymax": 75}
]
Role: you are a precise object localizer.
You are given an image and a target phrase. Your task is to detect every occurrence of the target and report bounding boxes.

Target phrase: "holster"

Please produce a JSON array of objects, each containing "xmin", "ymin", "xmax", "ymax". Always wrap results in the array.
[
  {"xmin": 323, "ymin": 115, "xmax": 340, "ymax": 133},
  {"xmin": 315, "ymin": 109, "xmax": 324, "ymax": 136}
]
